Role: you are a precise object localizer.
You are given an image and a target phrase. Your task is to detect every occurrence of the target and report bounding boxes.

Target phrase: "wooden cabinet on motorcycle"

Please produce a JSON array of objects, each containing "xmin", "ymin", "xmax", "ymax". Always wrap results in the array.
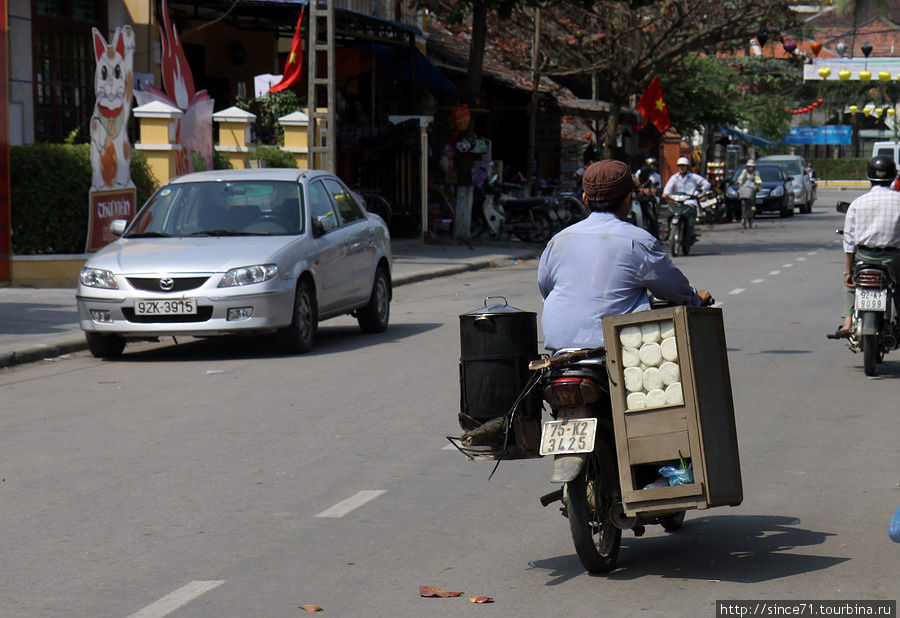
[{"xmin": 602, "ymin": 306, "xmax": 743, "ymax": 518}]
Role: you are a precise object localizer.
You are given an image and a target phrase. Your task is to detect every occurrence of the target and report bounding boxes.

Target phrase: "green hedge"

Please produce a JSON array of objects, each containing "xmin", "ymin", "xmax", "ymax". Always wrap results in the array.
[
  {"xmin": 808, "ymin": 158, "xmax": 867, "ymax": 180},
  {"xmin": 10, "ymin": 144, "xmax": 158, "ymax": 254},
  {"xmin": 253, "ymin": 145, "xmax": 296, "ymax": 168}
]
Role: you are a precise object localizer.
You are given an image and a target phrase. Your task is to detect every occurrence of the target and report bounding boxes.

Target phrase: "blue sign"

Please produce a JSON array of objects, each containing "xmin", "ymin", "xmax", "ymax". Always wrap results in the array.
[{"xmin": 783, "ymin": 125, "xmax": 852, "ymax": 145}]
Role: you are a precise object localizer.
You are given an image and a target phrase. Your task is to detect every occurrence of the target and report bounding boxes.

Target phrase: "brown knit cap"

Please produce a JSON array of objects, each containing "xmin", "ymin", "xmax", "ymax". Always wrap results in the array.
[{"xmin": 583, "ymin": 159, "xmax": 635, "ymax": 201}]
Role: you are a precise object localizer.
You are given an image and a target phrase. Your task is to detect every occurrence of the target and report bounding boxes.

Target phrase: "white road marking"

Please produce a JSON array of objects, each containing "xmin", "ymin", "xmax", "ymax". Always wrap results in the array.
[
  {"xmin": 729, "ymin": 288, "xmax": 745, "ymax": 295},
  {"xmin": 806, "ymin": 251, "xmax": 817, "ymax": 255},
  {"xmin": 750, "ymin": 279, "xmax": 764, "ymax": 284},
  {"xmin": 797, "ymin": 257, "xmax": 806, "ymax": 261},
  {"xmin": 783, "ymin": 263, "xmax": 794, "ymax": 268},
  {"xmin": 317, "ymin": 490, "xmax": 386, "ymax": 518},
  {"xmin": 769, "ymin": 270, "xmax": 781, "ymax": 275},
  {"xmin": 128, "ymin": 581, "xmax": 225, "ymax": 618}
]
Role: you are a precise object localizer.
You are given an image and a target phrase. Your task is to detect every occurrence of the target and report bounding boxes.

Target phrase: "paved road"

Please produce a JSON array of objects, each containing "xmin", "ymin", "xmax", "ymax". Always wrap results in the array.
[{"xmin": 1, "ymin": 188, "xmax": 897, "ymax": 617}]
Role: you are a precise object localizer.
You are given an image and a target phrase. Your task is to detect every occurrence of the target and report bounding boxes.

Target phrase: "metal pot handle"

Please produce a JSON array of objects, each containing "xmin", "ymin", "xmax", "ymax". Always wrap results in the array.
[{"xmin": 483, "ymin": 296, "xmax": 508, "ymax": 307}]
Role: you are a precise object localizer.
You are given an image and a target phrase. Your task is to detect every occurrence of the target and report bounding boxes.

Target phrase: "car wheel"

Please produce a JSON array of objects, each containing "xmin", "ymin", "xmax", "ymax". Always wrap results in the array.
[
  {"xmin": 357, "ymin": 267, "xmax": 391, "ymax": 333},
  {"xmin": 780, "ymin": 200, "xmax": 793, "ymax": 218},
  {"xmin": 278, "ymin": 278, "xmax": 317, "ymax": 353},
  {"xmin": 85, "ymin": 332, "xmax": 125, "ymax": 358}
]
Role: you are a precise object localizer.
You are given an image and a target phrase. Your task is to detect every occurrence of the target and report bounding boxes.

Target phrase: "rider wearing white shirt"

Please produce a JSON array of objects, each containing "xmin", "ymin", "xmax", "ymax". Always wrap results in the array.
[{"xmin": 662, "ymin": 157, "xmax": 710, "ymax": 242}]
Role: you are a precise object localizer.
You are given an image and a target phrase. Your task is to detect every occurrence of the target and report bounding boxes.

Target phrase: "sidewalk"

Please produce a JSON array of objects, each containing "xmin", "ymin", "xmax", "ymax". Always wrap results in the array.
[{"xmin": 0, "ymin": 238, "xmax": 539, "ymax": 369}]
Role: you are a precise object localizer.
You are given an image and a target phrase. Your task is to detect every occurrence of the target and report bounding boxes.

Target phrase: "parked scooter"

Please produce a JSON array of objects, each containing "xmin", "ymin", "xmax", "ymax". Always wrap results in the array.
[
  {"xmin": 665, "ymin": 192, "xmax": 700, "ymax": 256},
  {"xmin": 472, "ymin": 176, "xmax": 578, "ymax": 243},
  {"xmin": 628, "ymin": 194, "xmax": 661, "ymax": 239},
  {"xmin": 828, "ymin": 202, "xmax": 899, "ymax": 376}
]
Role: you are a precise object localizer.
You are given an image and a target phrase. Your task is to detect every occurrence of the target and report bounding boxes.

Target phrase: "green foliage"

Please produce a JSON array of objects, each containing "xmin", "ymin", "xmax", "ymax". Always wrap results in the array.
[
  {"xmin": 664, "ymin": 56, "xmax": 744, "ymax": 135},
  {"xmin": 10, "ymin": 144, "xmax": 157, "ymax": 254},
  {"xmin": 214, "ymin": 150, "xmax": 233, "ymax": 170},
  {"xmin": 253, "ymin": 145, "xmax": 296, "ymax": 168},
  {"xmin": 236, "ymin": 90, "xmax": 303, "ymax": 145},
  {"xmin": 808, "ymin": 157, "xmax": 867, "ymax": 180}
]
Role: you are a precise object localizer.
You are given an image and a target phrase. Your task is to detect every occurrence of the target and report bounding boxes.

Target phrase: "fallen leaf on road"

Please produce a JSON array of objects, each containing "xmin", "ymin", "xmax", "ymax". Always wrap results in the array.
[
  {"xmin": 840, "ymin": 543, "xmax": 848, "ymax": 547},
  {"xmin": 469, "ymin": 596, "xmax": 494, "ymax": 604},
  {"xmin": 419, "ymin": 586, "xmax": 463, "ymax": 598},
  {"xmin": 299, "ymin": 604, "xmax": 324, "ymax": 612}
]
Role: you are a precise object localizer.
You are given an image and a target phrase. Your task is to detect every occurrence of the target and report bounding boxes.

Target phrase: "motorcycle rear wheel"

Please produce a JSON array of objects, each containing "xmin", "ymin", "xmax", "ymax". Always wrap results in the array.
[
  {"xmin": 862, "ymin": 334, "xmax": 880, "ymax": 376},
  {"xmin": 515, "ymin": 213, "xmax": 553, "ymax": 244},
  {"xmin": 567, "ymin": 436, "xmax": 622, "ymax": 574}
]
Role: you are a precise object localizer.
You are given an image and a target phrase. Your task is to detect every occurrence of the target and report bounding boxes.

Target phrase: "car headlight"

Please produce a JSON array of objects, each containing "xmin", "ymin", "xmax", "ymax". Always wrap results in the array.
[
  {"xmin": 725, "ymin": 186, "xmax": 738, "ymax": 198},
  {"xmin": 79, "ymin": 268, "xmax": 118, "ymax": 289},
  {"xmin": 219, "ymin": 264, "xmax": 278, "ymax": 287},
  {"xmin": 771, "ymin": 185, "xmax": 784, "ymax": 196}
]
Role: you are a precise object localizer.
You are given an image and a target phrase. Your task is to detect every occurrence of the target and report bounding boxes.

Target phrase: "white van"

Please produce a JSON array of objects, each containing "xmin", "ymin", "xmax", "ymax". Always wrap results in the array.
[{"xmin": 872, "ymin": 141, "xmax": 900, "ymax": 162}]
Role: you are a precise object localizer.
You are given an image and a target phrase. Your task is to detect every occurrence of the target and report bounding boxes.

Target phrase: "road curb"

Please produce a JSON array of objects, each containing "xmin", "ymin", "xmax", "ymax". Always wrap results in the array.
[{"xmin": 0, "ymin": 252, "xmax": 539, "ymax": 370}]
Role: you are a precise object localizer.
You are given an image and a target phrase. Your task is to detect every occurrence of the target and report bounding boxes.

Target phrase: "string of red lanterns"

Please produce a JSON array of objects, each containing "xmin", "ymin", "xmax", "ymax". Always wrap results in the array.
[{"xmin": 786, "ymin": 98, "xmax": 825, "ymax": 114}]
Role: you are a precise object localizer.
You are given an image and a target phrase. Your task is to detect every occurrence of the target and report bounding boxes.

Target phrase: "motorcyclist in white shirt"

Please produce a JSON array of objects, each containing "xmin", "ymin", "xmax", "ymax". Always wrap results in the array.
[{"xmin": 662, "ymin": 156, "xmax": 711, "ymax": 243}]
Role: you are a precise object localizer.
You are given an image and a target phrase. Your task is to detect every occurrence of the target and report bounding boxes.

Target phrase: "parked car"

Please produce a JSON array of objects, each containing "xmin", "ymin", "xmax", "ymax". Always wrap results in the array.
[
  {"xmin": 757, "ymin": 154, "xmax": 816, "ymax": 213},
  {"xmin": 77, "ymin": 169, "xmax": 392, "ymax": 358},
  {"xmin": 724, "ymin": 164, "xmax": 793, "ymax": 217}
]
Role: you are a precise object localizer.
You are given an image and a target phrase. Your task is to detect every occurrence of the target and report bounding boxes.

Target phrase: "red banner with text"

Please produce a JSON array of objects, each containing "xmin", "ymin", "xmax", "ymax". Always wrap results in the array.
[{"xmin": 87, "ymin": 189, "xmax": 136, "ymax": 252}]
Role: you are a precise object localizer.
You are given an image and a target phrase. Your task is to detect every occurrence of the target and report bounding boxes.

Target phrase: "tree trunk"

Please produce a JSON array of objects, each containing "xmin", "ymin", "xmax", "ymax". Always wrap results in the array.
[
  {"xmin": 454, "ymin": 0, "xmax": 488, "ymax": 242},
  {"xmin": 603, "ymin": 99, "xmax": 623, "ymax": 159},
  {"xmin": 526, "ymin": 8, "xmax": 541, "ymax": 197}
]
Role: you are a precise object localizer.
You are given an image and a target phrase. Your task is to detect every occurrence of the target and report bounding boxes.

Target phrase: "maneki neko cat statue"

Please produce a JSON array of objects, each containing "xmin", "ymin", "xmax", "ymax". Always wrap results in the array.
[{"xmin": 90, "ymin": 25, "xmax": 135, "ymax": 191}]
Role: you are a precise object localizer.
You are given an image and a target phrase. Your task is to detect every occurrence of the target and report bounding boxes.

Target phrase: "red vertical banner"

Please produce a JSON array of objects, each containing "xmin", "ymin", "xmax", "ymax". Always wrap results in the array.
[{"xmin": 0, "ymin": 0, "xmax": 11, "ymax": 282}]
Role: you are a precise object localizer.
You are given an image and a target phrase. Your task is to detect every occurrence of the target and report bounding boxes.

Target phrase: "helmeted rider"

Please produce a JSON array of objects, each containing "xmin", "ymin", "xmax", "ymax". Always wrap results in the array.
[
  {"xmin": 538, "ymin": 159, "xmax": 712, "ymax": 352},
  {"xmin": 736, "ymin": 159, "xmax": 762, "ymax": 225},
  {"xmin": 833, "ymin": 155, "xmax": 900, "ymax": 338},
  {"xmin": 662, "ymin": 157, "xmax": 711, "ymax": 242}
]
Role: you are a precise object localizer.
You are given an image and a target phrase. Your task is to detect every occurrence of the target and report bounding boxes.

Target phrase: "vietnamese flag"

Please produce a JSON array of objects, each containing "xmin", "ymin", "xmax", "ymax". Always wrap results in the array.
[
  {"xmin": 636, "ymin": 76, "xmax": 671, "ymax": 133},
  {"xmin": 270, "ymin": 8, "xmax": 306, "ymax": 93}
]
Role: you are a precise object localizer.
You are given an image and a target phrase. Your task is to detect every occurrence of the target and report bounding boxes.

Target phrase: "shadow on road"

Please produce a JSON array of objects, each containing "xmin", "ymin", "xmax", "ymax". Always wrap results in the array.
[
  {"xmin": 109, "ymin": 322, "xmax": 443, "ymax": 362},
  {"xmin": 0, "ymin": 302, "xmax": 76, "ymax": 335},
  {"xmin": 529, "ymin": 514, "xmax": 845, "ymax": 585}
]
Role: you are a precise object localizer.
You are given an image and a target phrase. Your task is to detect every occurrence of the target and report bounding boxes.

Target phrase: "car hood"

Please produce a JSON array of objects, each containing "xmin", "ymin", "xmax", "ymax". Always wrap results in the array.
[{"xmin": 85, "ymin": 236, "xmax": 300, "ymax": 274}]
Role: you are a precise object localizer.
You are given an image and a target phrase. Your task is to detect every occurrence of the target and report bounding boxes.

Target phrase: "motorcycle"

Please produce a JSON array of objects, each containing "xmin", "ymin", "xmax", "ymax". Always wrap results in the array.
[
  {"xmin": 697, "ymin": 191, "xmax": 726, "ymax": 225},
  {"xmin": 628, "ymin": 193, "xmax": 661, "ymax": 239},
  {"xmin": 664, "ymin": 193, "xmax": 700, "ymax": 257},
  {"xmin": 472, "ymin": 176, "xmax": 583, "ymax": 243},
  {"xmin": 829, "ymin": 202, "xmax": 899, "ymax": 376}
]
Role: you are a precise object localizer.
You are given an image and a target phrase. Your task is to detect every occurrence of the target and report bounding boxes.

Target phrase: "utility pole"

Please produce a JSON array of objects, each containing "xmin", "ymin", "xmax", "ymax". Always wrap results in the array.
[{"xmin": 307, "ymin": 0, "xmax": 335, "ymax": 171}]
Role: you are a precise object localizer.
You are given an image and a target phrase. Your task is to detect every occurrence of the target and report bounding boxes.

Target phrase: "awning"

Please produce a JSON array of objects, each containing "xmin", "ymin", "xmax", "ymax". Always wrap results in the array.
[
  {"xmin": 716, "ymin": 126, "xmax": 778, "ymax": 149},
  {"xmin": 369, "ymin": 44, "xmax": 461, "ymax": 96}
]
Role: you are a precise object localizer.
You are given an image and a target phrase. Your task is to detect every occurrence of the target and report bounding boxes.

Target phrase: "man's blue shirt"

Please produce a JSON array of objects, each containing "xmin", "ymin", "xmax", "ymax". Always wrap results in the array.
[{"xmin": 538, "ymin": 211, "xmax": 699, "ymax": 351}]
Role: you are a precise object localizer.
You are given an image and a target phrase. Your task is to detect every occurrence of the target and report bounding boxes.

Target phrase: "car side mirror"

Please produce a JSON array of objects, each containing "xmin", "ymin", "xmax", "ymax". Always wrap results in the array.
[
  {"xmin": 110, "ymin": 219, "xmax": 127, "ymax": 236},
  {"xmin": 312, "ymin": 215, "xmax": 336, "ymax": 237},
  {"xmin": 836, "ymin": 201, "xmax": 850, "ymax": 213}
]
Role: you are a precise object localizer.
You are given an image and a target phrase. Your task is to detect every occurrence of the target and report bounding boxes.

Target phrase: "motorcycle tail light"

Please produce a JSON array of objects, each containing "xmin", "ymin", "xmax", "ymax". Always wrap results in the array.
[
  {"xmin": 856, "ymin": 269, "xmax": 883, "ymax": 287},
  {"xmin": 543, "ymin": 377, "xmax": 602, "ymax": 407}
]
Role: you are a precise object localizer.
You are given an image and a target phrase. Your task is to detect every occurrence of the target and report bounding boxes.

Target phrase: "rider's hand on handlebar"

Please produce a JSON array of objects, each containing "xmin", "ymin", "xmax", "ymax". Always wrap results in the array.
[{"xmin": 697, "ymin": 289, "xmax": 714, "ymax": 306}]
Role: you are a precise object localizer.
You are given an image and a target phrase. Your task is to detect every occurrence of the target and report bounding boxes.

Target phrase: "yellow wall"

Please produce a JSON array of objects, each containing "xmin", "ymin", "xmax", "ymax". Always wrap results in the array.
[{"xmin": 11, "ymin": 257, "xmax": 86, "ymax": 287}]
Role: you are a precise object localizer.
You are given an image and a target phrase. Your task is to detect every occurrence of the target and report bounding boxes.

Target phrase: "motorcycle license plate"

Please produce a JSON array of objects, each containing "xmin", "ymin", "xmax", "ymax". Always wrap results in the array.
[
  {"xmin": 539, "ymin": 418, "xmax": 597, "ymax": 456},
  {"xmin": 855, "ymin": 288, "xmax": 888, "ymax": 311}
]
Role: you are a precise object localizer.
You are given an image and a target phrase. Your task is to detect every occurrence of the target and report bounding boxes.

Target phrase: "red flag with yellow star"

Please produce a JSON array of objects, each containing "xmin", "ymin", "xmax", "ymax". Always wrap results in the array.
[
  {"xmin": 270, "ymin": 8, "xmax": 306, "ymax": 93},
  {"xmin": 636, "ymin": 76, "xmax": 671, "ymax": 133}
]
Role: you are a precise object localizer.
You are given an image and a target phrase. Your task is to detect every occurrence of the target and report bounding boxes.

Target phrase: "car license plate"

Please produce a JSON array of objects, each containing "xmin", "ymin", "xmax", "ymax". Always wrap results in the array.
[
  {"xmin": 539, "ymin": 418, "xmax": 597, "ymax": 456},
  {"xmin": 134, "ymin": 298, "xmax": 197, "ymax": 315},
  {"xmin": 855, "ymin": 288, "xmax": 887, "ymax": 311}
]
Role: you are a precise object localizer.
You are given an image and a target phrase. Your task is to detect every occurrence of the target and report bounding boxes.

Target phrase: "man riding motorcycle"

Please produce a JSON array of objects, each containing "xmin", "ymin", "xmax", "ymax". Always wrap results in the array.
[
  {"xmin": 662, "ymin": 157, "xmax": 711, "ymax": 244},
  {"xmin": 833, "ymin": 155, "xmax": 900, "ymax": 338},
  {"xmin": 538, "ymin": 159, "xmax": 712, "ymax": 353}
]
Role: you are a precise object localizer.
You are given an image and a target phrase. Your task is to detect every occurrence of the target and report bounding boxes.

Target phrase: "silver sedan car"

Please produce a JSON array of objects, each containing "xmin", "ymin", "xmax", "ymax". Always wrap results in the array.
[{"xmin": 77, "ymin": 169, "xmax": 392, "ymax": 357}]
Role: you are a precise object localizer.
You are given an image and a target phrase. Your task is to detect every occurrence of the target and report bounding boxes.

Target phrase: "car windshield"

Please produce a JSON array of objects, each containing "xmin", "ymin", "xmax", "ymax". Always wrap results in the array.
[
  {"xmin": 732, "ymin": 166, "xmax": 782, "ymax": 183},
  {"xmin": 126, "ymin": 180, "xmax": 305, "ymax": 237},
  {"xmin": 766, "ymin": 159, "xmax": 802, "ymax": 174}
]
